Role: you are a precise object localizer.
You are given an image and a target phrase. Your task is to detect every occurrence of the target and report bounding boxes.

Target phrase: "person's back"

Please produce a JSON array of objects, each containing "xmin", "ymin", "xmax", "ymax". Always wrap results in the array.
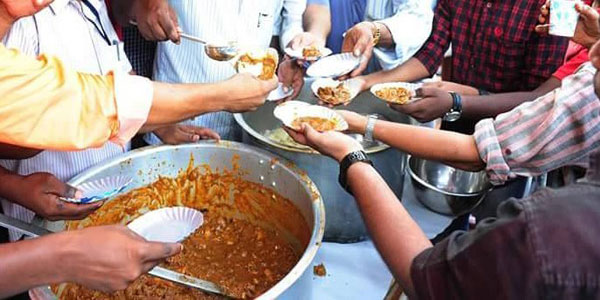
[{"xmin": 411, "ymin": 150, "xmax": 600, "ymax": 299}]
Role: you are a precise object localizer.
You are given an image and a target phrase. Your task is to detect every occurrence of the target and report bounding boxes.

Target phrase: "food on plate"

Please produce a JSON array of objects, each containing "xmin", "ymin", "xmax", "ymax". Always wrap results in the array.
[
  {"xmin": 317, "ymin": 83, "xmax": 352, "ymax": 105},
  {"xmin": 374, "ymin": 87, "xmax": 412, "ymax": 104},
  {"xmin": 302, "ymin": 46, "xmax": 322, "ymax": 58},
  {"xmin": 313, "ymin": 263, "xmax": 327, "ymax": 277},
  {"xmin": 54, "ymin": 157, "xmax": 310, "ymax": 299},
  {"xmin": 291, "ymin": 117, "xmax": 337, "ymax": 132},
  {"xmin": 235, "ymin": 49, "xmax": 278, "ymax": 80}
]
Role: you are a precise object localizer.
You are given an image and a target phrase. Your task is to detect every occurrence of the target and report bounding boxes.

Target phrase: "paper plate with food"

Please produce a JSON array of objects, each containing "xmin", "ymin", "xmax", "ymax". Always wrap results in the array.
[
  {"xmin": 311, "ymin": 78, "xmax": 362, "ymax": 106},
  {"xmin": 274, "ymin": 101, "xmax": 348, "ymax": 132},
  {"xmin": 370, "ymin": 82, "xmax": 422, "ymax": 105},
  {"xmin": 233, "ymin": 47, "xmax": 279, "ymax": 80},
  {"xmin": 306, "ymin": 52, "xmax": 361, "ymax": 78},
  {"xmin": 284, "ymin": 45, "xmax": 333, "ymax": 61},
  {"xmin": 60, "ymin": 175, "xmax": 133, "ymax": 204},
  {"xmin": 127, "ymin": 207, "xmax": 204, "ymax": 243}
]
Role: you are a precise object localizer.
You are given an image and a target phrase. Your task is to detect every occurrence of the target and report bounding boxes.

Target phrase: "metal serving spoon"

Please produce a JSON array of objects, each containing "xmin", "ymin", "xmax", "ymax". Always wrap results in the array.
[
  {"xmin": 129, "ymin": 21, "xmax": 239, "ymax": 61},
  {"xmin": 0, "ymin": 213, "xmax": 232, "ymax": 298}
]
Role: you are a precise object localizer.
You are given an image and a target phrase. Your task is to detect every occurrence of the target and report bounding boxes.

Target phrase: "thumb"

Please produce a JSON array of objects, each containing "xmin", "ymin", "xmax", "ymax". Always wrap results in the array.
[
  {"xmin": 577, "ymin": 3, "xmax": 598, "ymax": 21},
  {"xmin": 301, "ymin": 123, "xmax": 321, "ymax": 141},
  {"xmin": 46, "ymin": 176, "xmax": 82, "ymax": 199},
  {"xmin": 141, "ymin": 241, "xmax": 183, "ymax": 262}
]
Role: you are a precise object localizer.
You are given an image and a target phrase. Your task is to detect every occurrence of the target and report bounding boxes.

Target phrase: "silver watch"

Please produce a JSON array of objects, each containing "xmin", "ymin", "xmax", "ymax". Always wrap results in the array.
[{"xmin": 364, "ymin": 116, "xmax": 377, "ymax": 142}]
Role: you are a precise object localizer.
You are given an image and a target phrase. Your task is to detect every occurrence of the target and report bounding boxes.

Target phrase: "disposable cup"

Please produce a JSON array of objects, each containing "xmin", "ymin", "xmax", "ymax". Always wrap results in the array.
[{"xmin": 549, "ymin": 0, "xmax": 580, "ymax": 37}]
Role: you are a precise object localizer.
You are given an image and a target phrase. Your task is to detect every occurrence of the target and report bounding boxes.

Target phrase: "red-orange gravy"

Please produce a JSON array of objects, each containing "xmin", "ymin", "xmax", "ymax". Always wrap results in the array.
[{"xmin": 53, "ymin": 156, "xmax": 310, "ymax": 299}]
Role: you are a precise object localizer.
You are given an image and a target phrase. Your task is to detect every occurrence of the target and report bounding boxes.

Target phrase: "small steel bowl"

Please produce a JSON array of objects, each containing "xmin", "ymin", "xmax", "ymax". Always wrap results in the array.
[{"xmin": 408, "ymin": 156, "xmax": 492, "ymax": 216}]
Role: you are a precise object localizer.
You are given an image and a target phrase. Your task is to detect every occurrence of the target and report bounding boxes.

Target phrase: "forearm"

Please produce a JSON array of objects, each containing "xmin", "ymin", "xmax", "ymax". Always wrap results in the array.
[
  {"xmin": 0, "ymin": 143, "xmax": 42, "ymax": 159},
  {"xmin": 304, "ymin": 4, "xmax": 331, "ymax": 45},
  {"xmin": 362, "ymin": 58, "xmax": 429, "ymax": 89},
  {"xmin": 0, "ymin": 234, "xmax": 69, "ymax": 298},
  {"xmin": 347, "ymin": 163, "xmax": 431, "ymax": 298},
  {"xmin": 355, "ymin": 120, "xmax": 483, "ymax": 170},
  {"xmin": 462, "ymin": 77, "xmax": 561, "ymax": 120},
  {"xmin": 146, "ymin": 82, "xmax": 224, "ymax": 126}
]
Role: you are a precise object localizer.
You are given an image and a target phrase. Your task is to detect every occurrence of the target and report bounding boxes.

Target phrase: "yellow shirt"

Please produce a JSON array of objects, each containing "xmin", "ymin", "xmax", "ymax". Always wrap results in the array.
[{"xmin": 0, "ymin": 45, "xmax": 152, "ymax": 151}]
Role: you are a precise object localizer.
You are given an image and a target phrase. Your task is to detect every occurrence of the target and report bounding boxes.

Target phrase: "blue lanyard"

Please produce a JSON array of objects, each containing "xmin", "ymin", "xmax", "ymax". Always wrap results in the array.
[{"xmin": 80, "ymin": 0, "xmax": 112, "ymax": 46}]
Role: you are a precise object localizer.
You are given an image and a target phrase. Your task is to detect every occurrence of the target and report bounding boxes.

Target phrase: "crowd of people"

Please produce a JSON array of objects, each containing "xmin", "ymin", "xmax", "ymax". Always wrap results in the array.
[{"xmin": 0, "ymin": 0, "xmax": 599, "ymax": 299}]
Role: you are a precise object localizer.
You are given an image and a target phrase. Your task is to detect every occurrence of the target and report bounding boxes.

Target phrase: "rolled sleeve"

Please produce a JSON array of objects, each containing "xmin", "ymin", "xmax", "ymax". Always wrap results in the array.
[
  {"xmin": 474, "ymin": 119, "xmax": 513, "ymax": 185},
  {"xmin": 280, "ymin": 0, "xmax": 307, "ymax": 49},
  {"xmin": 375, "ymin": 1, "xmax": 433, "ymax": 69},
  {"xmin": 110, "ymin": 72, "xmax": 153, "ymax": 146}
]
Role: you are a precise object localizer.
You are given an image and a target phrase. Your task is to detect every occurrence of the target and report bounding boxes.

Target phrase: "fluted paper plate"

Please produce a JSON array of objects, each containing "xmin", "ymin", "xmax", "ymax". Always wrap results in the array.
[
  {"xmin": 306, "ymin": 53, "xmax": 362, "ymax": 78},
  {"xmin": 311, "ymin": 78, "xmax": 362, "ymax": 106},
  {"xmin": 61, "ymin": 175, "xmax": 133, "ymax": 204},
  {"xmin": 370, "ymin": 82, "xmax": 423, "ymax": 104},
  {"xmin": 284, "ymin": 46, "xmax": 332, "ymax": 61},
  {"xmin": 267, "ymin": 82, "xmax": 294, "ymax": 101},
  {"xmin": 274, "ymin": 101, "xmax": 348, "ymax": 132},
  {"xmin": 233, "ymin": 48, "xmax": 279, "ymax": 79},
  {"xmin": 127, "ymin": 207, "xmax": 204, "ymax": 243}
]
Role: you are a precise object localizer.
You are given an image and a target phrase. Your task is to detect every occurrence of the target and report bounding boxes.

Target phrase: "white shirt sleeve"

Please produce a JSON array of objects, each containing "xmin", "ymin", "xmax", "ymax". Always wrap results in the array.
[
  {"xmin": 279, "ymin": 0, "xmax": 307, "ymax": 49},
  {"xmin": 110, "ymin": 72, "xmax": 154, "ymax": 146},
  {"xmin": 2, "ymin": 17, "xmax": 40, "ymax": 56},
  {"xmin": 374, "ymin": 0, "xmax": 434, "ymax": 70}
]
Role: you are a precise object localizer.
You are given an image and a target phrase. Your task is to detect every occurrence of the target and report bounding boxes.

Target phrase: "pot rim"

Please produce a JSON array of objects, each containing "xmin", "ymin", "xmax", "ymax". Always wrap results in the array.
[{"xmin": 407, "ymin": 156, "xmax": 492, "ymax": 197}]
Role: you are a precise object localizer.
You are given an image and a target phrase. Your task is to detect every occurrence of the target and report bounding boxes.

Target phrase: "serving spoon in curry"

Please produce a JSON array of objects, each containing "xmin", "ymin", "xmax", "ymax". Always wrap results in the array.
[{"xmin": 0, "ymin": 213, "xmax": 234, "ymax": 298}]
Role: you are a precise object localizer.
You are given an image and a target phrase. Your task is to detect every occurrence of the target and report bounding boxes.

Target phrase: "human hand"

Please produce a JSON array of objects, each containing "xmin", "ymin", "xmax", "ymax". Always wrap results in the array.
[
  {"xmin": 389, "ymin": 87, "xmax": 452, "ymax": 123},
  {"xmin": 341, "ymin": 22, "xmax": 376, "ymax": 77},
  {"xmin": 422, "ymin": 80, "xmax": 479, "ymax": 96},
  {"xmin": 13, "ymin": 173, "xmax": 103, "ymax": 221},
  {"xmin": 283, "ymin": 124, "xmax": 363, "ymax": 162},
  {"xmin": 536, "ymin": 1, "xmax": 600, "ymax": 48},
  {"xmin": 154, "ymin": 125, "xmax": 220, "ymax": 145},
  {"xmin": 288, "ymin": 32, "xmax": 326, "ymax": 50},
  {"xmin": 61, "ymin": 225, "xmax": 182, "ymax": 292},
  {"xmin": 278, "ymin": 59, "xmax": 304, "ymax": 101},
  {"xmin": 336, "ymin": 110, "xmax": 368, "ymax": 134},
  {"xmin": 220, "ymin": 73, "xmax": 278, "ymax": 112},
  {"xmin": 0, "ymin": 0, "xmax": 52, "ymax": 21},
  {"xmin": 130, "ymin": 0, "xmax": 180, "ymax": 43}
]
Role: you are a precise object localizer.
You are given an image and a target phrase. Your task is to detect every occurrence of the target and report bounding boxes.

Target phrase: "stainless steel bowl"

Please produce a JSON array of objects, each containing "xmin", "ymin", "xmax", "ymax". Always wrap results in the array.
[
  {"xmin": 408, "ymin": 156, "xmax": 492, "ymax": 216},
  {"xmin": 235, "ymin": 77, "xmax": 409, "ymax": 242},
  {"xmin": 33, "ymin": 142, "xmax": 325, "ymax": 300}
]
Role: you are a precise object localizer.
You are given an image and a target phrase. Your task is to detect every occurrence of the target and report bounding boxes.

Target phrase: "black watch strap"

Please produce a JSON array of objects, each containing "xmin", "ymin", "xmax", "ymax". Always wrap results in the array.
[{"xmin": 338, "ymin": 150, "xmax": 373, "ymax": 195}]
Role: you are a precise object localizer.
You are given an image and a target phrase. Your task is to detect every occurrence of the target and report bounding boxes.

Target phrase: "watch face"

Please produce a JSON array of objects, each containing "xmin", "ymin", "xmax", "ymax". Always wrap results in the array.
[{"xmin": 444, "ymin": 112, "xmax": 461, "ymax": 122}]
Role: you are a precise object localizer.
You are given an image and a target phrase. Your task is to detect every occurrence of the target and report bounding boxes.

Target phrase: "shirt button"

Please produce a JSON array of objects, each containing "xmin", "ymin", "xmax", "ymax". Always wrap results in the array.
[
  {"xmin": 494, "ymin": 27, "xmax": 503, "ymax": 37},
  {"xmin": 486, "ymin": 2, "xmax": 492, "ymax": 8}
]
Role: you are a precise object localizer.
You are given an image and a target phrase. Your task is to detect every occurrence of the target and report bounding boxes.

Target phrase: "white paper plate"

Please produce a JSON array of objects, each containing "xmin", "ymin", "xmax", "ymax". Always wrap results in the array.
[
  {"xmin": 284, "ymin": 46, "xmax": 333, "ymax": 61},
  {"xmin": 127, "ymin": 207, "xmax": 204, "ymax": 243},
  {"xmin": 370, "ymin": 82, "xmax": 423, "ymax": 104},
  {"xmin": 267, "ymin": 82, "xmax": 294, "ymax": 101},
  {"xmin": 274, "ymin": 101, "xmax": 348, "ymax": 131},
  {"xmin": 306, "ymin": 53, "xmax": 362, "ymax": 78},
  {"xmin": 61, "ymin": 175, "xmax": 133, "ymax": 204},
  {"xmin": 233, "ymin": 48, "xmax": 279, "ymax": 79},
  {"xmin": 311, "ymin": 78, "xmax": 362, "ymax": 105}
]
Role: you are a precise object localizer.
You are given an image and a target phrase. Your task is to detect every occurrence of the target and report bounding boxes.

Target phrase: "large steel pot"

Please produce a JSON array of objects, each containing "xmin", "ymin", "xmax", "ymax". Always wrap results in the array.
[
  {"xmin": 235, "ymin": 78, "xmax": 409, "ymax": 242},
  {"xmin": 33, "ymin": 142, "xmax": 325, "ymax": 300}
]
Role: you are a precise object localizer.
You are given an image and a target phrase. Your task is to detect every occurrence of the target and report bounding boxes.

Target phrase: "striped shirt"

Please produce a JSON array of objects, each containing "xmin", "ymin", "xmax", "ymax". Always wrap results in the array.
[
  {"xmin": 149, "ymin": 0, "xmax": 305, "ymax": 143},
  {"xmin": 474, "ymin": 63, "xmax": 600, "ymax": 185},
  {"xmin": 1, "ymin": 0, "xmax": 133, "ymax": 240}
]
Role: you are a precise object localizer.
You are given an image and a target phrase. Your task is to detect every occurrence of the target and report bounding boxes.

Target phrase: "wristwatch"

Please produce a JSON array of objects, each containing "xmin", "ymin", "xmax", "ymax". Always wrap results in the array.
[
  {"xmin": 443, "ymin": 92, "xmax": 462, "ymax": 122},
  {"xmin": 364, "ymin": 115, "xmax": 377, "ymax": 142},
  {"xmin": 338, "ymin": 150, "xmax": 373, "ymax": 195}
]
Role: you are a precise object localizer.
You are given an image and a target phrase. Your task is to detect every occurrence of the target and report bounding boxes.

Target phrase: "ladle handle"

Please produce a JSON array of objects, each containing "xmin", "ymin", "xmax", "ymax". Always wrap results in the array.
[
  {"xmin": 0, "ymin": 213, "xmax": 51, "ymax": 237},
  {"xmin": 128, "ymin": 21, "xmax": 207, "ymax": 44}
]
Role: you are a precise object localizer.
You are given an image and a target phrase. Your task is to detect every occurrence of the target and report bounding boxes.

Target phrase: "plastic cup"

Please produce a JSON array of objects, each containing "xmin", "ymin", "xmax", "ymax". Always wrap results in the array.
[{"xmin": 549, "ymin": 0, "xmax": 580, "ymax": 37}]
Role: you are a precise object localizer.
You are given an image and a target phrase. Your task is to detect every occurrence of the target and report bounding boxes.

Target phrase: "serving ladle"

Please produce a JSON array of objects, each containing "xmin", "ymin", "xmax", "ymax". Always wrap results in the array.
[{"xmin": 129, "ymin": 21, "xmax": 239, "ymax": 61}]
